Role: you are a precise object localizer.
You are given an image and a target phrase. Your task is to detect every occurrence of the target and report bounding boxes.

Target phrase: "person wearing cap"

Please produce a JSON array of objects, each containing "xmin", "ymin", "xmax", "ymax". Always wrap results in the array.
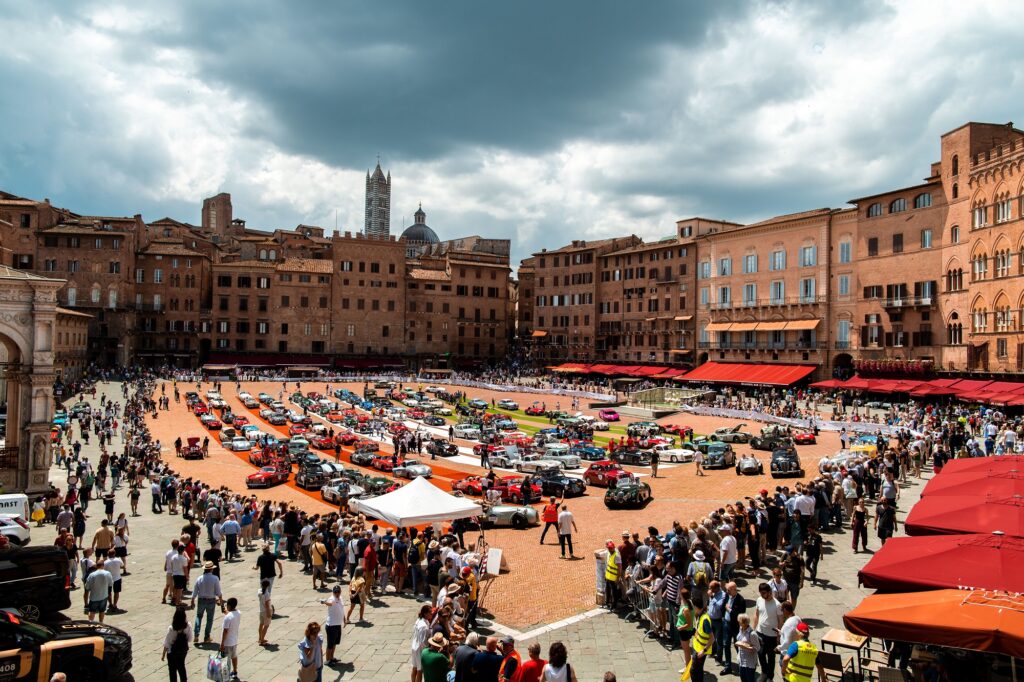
[
  {"xmin": 780, "ymin": 622, "xmax": 823, "ymax": 682},
  {"xmin": 320, "ymin": 584, "xmax": 346, "ymax": 665},
  {"xmin": 604, "ymin": 540, "xmax": 622, "ymax": 610},
  {"xmin": 422, "ymin": 632, "xmax": 451, "ymax": 682},
  {"xmin": 190, "ymin": 560, "xmax": 222, "ymax": 643},
  {"xmin": 498, "ymin": 636, "xmax": 521, "ymax": 681}
]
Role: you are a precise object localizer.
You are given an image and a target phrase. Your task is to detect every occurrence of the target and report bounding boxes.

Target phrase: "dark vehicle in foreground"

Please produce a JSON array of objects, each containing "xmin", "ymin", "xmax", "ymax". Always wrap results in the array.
[
  {"xmin": 604, "ymin": 473, "xmax": 652, "ymax": 509},
  {"xmin": 701, "ymin": 442, "xmax": 736, "ymax": 469},
  {"xmin": 0, "ymin": 610, "xmax": 133, "ymax": 681},
  {"xmin": 295, "ymin": 464, "xmax": 328, "ymax": 490},
  {"xmin": 0, "ymin": 546, "xmax": 72, "ymax": 621},
  {"xmin": 749, "ymin": 425, "xmax": 795, "ymax": 451},
  {"xmin": 426, "ymin": 439, "xmax": 459, "ymax": 458},
  {"xmin": 611, "ymin": 448, "xmax": 652, "ymax": 466},
  {"xmin": 532, "ymin": 468, "xmax": 587, "ymax": 497},
  {"xmin": 770, "ymin": 447, "xmax": 805, "ymax": 477}
]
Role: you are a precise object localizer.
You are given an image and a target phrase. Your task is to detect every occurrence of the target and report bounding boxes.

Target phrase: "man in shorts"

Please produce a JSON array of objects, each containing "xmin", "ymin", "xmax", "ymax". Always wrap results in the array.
[
  {"xmin": 105, "ymin": 553, "xmax": 125, "ymax": 613},
  {"xmin": 310, "ymin": 533, "xmax": 330, "ymax": 590},
  {"xmin": 219, "ymin": 597, "xmax": 241, "ymax": 679},
  {"xmin": 321, "ymin": 584, "xmax": 346, "ymax": 665},
  {"xmin": 85, "ymin": 559, "xmax": 113, "ymax": 623}
]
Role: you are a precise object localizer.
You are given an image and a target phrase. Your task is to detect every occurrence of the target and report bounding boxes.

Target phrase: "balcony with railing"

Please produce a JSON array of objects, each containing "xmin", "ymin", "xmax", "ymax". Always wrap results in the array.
[
  {"xmin": 882, "ymin": 296, "xmax": 935, "ymax": 309},
  {"xmin": 700, "ymin": 294, "xmax": 829, "ymax": 311},
  {"xmin": 698, "ymin": 340, "xmax": 827, "ymax": 351}
]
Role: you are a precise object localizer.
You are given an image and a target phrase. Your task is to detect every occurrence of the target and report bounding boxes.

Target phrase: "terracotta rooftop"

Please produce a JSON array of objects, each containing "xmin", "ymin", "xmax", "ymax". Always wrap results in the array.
[
  {"xmin": 534, "ymin": 235, "xmax": 640, "ymax": 256},
  {"xmin": 139, "ymin": 240, "xmax": 206, "ymax": 258},
  {"xmin": 739, "ymin": 208, "xmax": 833, "ymax": 230},
  {"xmin": 606, "ymin": 238, "xmax": 684, "ymax": 256},
  {"xmin": 0, "ymin": 264, "xmax": 61, "ymax": 281},
  {"xmin": 56, "ymin": 306, "xmax": 93, "ymax": 318},
  {"xmin": 215, "ymin": 259, "xmax": 277, "ymax": 270},
  {"xmin": 409, "ymin": 268, "xmax": 450, "ymax": 281},
  {"xmin": 276, "ymin": 258, "xmax": 333, "ymax": 274}
]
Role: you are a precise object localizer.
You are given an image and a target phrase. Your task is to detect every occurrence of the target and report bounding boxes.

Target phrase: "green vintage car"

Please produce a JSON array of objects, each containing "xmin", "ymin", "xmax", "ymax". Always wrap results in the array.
[{"xmin": 604, "ymin": 474, "xmax": 653, "ymax": 509}]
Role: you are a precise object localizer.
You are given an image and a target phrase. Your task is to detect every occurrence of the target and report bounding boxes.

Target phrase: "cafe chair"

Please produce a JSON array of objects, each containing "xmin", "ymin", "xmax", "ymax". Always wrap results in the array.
[
  {"xmin": 877, "ymin": 666, "xmax": 909, "ymax": 682},
  {"xmin": 816, "ymin": 650, "xmax": 854, "ymax": 681}
]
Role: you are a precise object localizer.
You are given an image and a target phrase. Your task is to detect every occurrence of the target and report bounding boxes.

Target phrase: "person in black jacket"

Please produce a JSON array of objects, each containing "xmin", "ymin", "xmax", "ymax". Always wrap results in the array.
[{"xmin": 722, "ymin": 581, "xmax": 747, "ymax": 676}]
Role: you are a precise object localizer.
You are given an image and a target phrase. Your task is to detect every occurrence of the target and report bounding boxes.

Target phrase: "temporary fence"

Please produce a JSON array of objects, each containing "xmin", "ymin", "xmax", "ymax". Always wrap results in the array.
[{"xmin": 677, "ymin": 404, "xmax": 922, "ymax": 438}]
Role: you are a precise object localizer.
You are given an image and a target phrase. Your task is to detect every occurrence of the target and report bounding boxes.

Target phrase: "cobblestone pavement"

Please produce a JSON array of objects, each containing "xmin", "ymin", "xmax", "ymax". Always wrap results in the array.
[{"xmin": 48, "ymin": 383, "xmax": 927, "ymax": 680}]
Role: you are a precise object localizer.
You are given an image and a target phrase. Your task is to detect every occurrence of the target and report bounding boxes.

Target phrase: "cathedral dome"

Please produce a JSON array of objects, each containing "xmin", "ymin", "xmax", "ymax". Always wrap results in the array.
[{"xmin": 400, "ymin": 204, "xmax": 440, "ymax": 245}]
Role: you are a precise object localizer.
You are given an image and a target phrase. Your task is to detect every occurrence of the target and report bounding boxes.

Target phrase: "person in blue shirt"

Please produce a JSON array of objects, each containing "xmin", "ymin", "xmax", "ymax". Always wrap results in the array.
[
  {"xmin": 706, "ymin": 581, "xmax": 727, "ymax": 665},
  {"xmin": 222, "ymin": 514, "xmax": 241, "ymax": 561}
]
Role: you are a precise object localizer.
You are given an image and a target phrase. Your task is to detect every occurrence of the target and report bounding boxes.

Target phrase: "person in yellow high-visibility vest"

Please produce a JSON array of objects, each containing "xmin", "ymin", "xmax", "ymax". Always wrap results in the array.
[
  {"xmin": 780, "ymin": 622, "xmax": 824, "ymax": 682},
  {"xmin": 604, "ymin": 541, "xmax": 622, "ymax": 610},
  {"xmin": 681, "ymin": 599, "xmax": 713, "ymax": 681}
]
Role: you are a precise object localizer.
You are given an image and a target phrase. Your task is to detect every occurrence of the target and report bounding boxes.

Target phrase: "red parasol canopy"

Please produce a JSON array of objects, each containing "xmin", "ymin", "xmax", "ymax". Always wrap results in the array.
[
  {"xmin": 910, "ymin": 385, "xmax": 960, "ymax": 397},
  {"xmin": 904, "ymin": 494, "xmax": 1024, "ymax": 537},
  {"xmin": 844, "ymin": 589, "xmax": 1024, "ymax": 659},
  {"xmin": 809, "ymin": 378, "xmax": 844, "ymax": 389},
  {"xmin": 858, "ymin": 533, "xmax": 1024, "ymax": 593},
  {"xmin": 922, "ymin": 470, "xmax": 1024, "ymax": 497},
  {"xmin": 840, "ymin": 375, "xmax": 873, "ymax": 390},
  {"xmin": 940, "ymin": 456, "xmax": 1024, "ymax": 475}
]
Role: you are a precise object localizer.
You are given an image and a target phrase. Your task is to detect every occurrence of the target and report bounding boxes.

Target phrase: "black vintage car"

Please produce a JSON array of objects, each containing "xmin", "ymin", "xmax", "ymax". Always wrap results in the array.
[
  {"xmin": 604, "ymin": 475, "xmax": 653, "ymax": 509},
  {"xmin": 701, "ymin": 442, "xmax": 737, "ymax": 469},
  {"xmin": 611, "ymin": 448, "xmax": 652, "ymax": 466},
  {"xmin": 295, "ymin": 464, "xmax": 328, "ymax": 490},
  {"xmin": 750, "ymin": 425, "xmax": 795, "ymax": 451},
  {"xmin": 426, "ymin": 439, "xmax": 459, "ymax": 458},
  {"xmin": 770, "ymin": 447, "xmax": 805, "ymax": 477},
  {"xmin": 533, "ymin": 468, "xmax": 587, "ymax": 497},
  {"xmin": 0, "ymin": 610, "xmax": 133, "ymax": 681}
]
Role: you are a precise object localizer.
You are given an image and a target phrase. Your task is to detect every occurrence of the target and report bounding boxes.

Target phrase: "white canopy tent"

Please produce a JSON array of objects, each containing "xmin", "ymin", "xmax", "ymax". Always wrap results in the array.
[{"xmin": 350, "ymin": 476, "xmax": 483, "ymax": 527}]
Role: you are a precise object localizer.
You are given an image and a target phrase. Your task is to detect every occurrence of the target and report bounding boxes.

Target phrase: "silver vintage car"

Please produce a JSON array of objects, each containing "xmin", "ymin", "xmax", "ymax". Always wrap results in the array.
[
  {"xmin": 393, "ymin": 459, "xmax": 434, "ymax": 479},
  {"xmin": 481, "ymin": 503, "xmax": 540, "ymax": 530}
]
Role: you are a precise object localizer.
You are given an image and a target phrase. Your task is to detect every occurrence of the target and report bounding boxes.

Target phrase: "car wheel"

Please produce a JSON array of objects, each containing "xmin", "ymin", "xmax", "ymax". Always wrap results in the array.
[
  {"xmin": 515, "ymin": 463, "xmax": 523, "ymax": 472},
  {"xmin": 511, "ymin": 513, "xmax": 527, "ymax": 530},
  {"xmin": 735, "ymin": 467, "xmax": 741, "ymax": 476}
]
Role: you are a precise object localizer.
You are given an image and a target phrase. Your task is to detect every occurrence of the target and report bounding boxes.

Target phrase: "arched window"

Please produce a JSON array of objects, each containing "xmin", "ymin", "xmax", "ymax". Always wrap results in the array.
[
  {"xmin": 259, "ymin": 249, "xmax": 267, "ymax": 260},
  {"xmin": 952, "ymin": 183, "xmax": 958, "ymax": 199},
  {"xmin": 269, "ymin": 250, "xmax": 277, "ymax": 260},
  {"xmin": 867, "ymin": 203, "xmax": 882, "ymax": 218},
  {"xmin": 889, "ymin": 198, "xmax": 907, "ymax": 213},
  {"xmin": 914, "ymin": 193, "xmax": 932, "ymax": 209},
  {"xmin": 950, "ymin": 225, "xmax": 960, "ymax": 244},
  {"xmin": 972, "ymin": 307, "xmax": 988, "ymax": 333},
  {"xmin": 90, "ymin": 285, "xmax": 101, "ymax": 303},
  {"xmin": 995, "ymin": 250, "xmax": 1012, "ymax": 278},
  {"xmin": 66, "ymin": 287, "xmax": 77, "ymax": 306},
  {"xmin": 108, "ymin": 289, "xmax": 117, "ymax": 309},
  {"xmin": 972, "ymin": 252, "xmax": 988, "ymax": 280},
  {"xmin": 951, "ymin": 155, "xmax": 959, "ymax": 175}
]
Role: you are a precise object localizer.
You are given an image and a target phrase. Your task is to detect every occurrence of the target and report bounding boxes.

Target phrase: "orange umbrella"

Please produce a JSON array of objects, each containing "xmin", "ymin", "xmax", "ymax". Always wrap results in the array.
[{"xmin": 844, "ymin": 589, "xmax": 1024, "ymax": 659}]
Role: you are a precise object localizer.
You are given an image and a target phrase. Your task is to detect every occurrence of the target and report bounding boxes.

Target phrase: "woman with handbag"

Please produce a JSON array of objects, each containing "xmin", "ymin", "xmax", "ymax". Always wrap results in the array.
[{"xmin": 297, "ymin": 621, "xmax": 324, "ymax": 682}]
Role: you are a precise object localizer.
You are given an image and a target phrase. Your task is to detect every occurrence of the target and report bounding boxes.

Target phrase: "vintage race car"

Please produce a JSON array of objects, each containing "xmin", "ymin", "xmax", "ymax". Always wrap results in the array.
[
  {"xmin": 295, "ymin": 465, "xmax": 329, "ymax": 490},
  {"xmin": 393, "ymin": 459, "xmax": 433, "ymax": 479},
  {"xmin": 354, "ymin": 439, "xmax": 379, "ymax": 453},
  {"xmin": 371, "ymin": 455, "xmax": 401, "ymax": 472},
  {"xmin": 426, "ymin": 439, "xmax": 459, "ymax": 458},
  {"xmin": 240, "ymin": 396, "xmax": 260, "ymax": 409},
  {"xmin": 627, "ymin": 421, "xmax": 663, "ymax": 437},
  {"xmin": 513, "ymin": 457, "xmax": 562, "ymax": 474},
  {"xmin": 583, "ymin": 460, "xmax": 630, "ymax": 487},
  {"xmin": 321, "ymin": 478, "xmax": 366, "ymax": 503},
  {"xmin": 662, "ymin": 424, "xmax": 694, "ymax": 438},
  {"xmin": 199, "ymin": 414, "xmax": 222, "ymax": 430},
  {"xmin": 363, "ymin": 476, "xmax": 401, "ymax": 496},
  {"xmin": 350, "ymin": 449, "xmax": 377, "ymax": 466},
  {"xmin": 533, "ymin": 468, "xmax": 587, "ymax": 497},
  {"xmin": 598, "ymin": 408, "xmax": 620, "ymax": 421},
  {"xmin": 248, "ymin": 448, "xmax": 280, "ymax": 467},
  {"xmin": 492, "ymin": 475, "xmax": 544, "ymax": 503},
  {"xmin": 792, "ymin": 431, "xmax": 817, "ymax": 445},
  {"xmin": 451, "ymin": 476, "xmax": 486, "ymax": 496},
  {"xmin": 735, "ymin": 454, "xmax": 765, "ymax": 476},
  {"xmin": 227, "ymin": 436, "xmax": 252, "ymax": 452},
  {"xmin": 258, "ymin": 392, "xmax": 274, "ymax": 405},
  {"xmin": 604, "ymin": 474, "xmax": 653, "ymax": 509},
  {"xmin": 479, "ymin": 503, "xmax": 539, "ymax": 529},
  {"xmin": 246, "ymin": 466, "xmax": 290, "ymax": 488},
  {"xmin": 612, "ymin": 448, "xmax": 652, "ymax": 467},
  {"xmin": 193, "ymin": 402, "xmax": 209, "ymax": 415},
  {"xmin": 309, "ymin": 435, "xmax": 336, "ymax": 450},
  {"xmin": 181, "ymin": 437, "xmax": 204, "ymax": 460},
  {"xmin": 770, "ymin": 447, "xmax": 805, "ymax": 478},
  {"xmin": 336, "ymin": 431, "xmax": 360, "ymax": 446},
  {"xmin": 468, "ymin": 399, "xmax": 489, "ymax": 410},
  {"xmin": 652, "ymin": 446, "xmax": 696, "ymax": 463},
  {"xmin": 701, "ymin": 442, "xmax": 737, "ymax": 469},
  {"xmin": 288, "ymin": 424, "xmax": 308, "ymax": 437},
  {"xmin": 540, "ymin": 448, "xmax": 582, "ymax": 470},
  {"xmin": 497, "ymin": 399, "xmax": 519, "ymax": 410},
  {"xmin": 423, "ymin": 415, "xmax": 446, "ymax": 427},
  {"xmin": 712, "ymin": 424, "xmax": 752, "ymax": 443},
  {"xmin": 266, "ymin": 412, "xmax": 288, "ymax": 425},
  {"xmin": 750, "ymin": 425, "xmax": 795, "ymax": 451},
  {"xmin": 524, "ymin": 403, "xmax": 546, "ymax": 416}
]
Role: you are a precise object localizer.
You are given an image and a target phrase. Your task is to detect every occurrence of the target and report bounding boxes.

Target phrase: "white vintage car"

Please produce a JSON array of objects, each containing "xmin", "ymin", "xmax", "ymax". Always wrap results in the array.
[
  {"xmin": 453, "ymin": 424, "xmax": 482, "ymax": 439},
  {"xmin": 393, "ymin": 459, "xmax": 434, "ymax": 479},
  {"xmin": 649, "ymin": 443, "xmax": 697, "ymax": 463},
  {"xmin": 320, "ymin": 478, "xmax": 366, "ymax": 503}
]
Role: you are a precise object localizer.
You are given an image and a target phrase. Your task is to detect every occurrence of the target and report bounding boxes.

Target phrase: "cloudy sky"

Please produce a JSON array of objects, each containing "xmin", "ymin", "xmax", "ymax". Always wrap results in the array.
[{"xmin": 2, "ymin": 1, "xmax": 1023, "ymax": 264}]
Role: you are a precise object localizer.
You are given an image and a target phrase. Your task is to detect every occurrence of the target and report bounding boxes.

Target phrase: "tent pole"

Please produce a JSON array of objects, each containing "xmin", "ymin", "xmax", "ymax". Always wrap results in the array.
[{"xmin": 1012, "ymin": 656, "xmax": 1017, "ymax": 682}]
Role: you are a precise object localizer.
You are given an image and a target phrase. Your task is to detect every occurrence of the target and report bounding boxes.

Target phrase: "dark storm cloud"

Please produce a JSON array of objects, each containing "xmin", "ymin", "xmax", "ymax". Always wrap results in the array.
[{"xmin": 151, "ymin": 0, "xmax": 740, "ymax": 165}]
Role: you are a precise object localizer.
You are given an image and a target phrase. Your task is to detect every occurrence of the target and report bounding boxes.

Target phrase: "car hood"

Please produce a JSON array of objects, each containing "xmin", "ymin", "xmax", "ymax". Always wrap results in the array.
[{"xmin": 53, "ymin": 620, "xmax": 131, "ymax": 641}]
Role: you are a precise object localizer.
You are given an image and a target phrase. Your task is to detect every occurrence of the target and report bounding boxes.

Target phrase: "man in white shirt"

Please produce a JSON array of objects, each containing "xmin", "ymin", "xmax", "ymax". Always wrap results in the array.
[
  {"xmin": 170, "ymin": 545, "xmax": 189, "ymax": 606},
  {"xmin": 220, "ymin": 597, "xmax": 241, "ymax": 679},
  {"xmin": 557, "ymin": 504, "xmax": 579, "ymax": 559},
  {"xmin": 776, "ymin": 601, "xmax": 803, "ymax": 653},
  {"xmin": 719, "ymin": 527, "xmax": 738, "ymax": 583},
  {"xmin": 105, "ymin": 555, "xmax": 125, "ymax": 612},
  {"xmin": 162, "ymin": 539, "xmax": 180, "ymax": 604},
  {"xmin": 321, "ymin": 584, "xmax": 346, "ymax": 665}
]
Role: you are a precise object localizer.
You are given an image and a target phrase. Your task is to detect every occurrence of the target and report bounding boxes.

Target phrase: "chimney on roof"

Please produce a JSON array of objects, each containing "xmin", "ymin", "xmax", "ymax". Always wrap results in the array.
[{"xmin": 44, "ymin": 198, "xmax": 50, "ymax": 204}]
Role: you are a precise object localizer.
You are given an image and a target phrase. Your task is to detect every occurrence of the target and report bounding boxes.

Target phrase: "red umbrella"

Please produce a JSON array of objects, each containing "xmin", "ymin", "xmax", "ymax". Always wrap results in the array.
[
  {"xmin": 940, "ymin": 456, "xmax": 1024, "ymax": 475},
  {"xmin": 858, "ymin": 533, "xmax": 1024, "ymax": 593},
  {"xmin": 809, "ymin": 378, "xmax": 843, "ymax": 389},
  {"xmin": 905, "ymin": 494, "xmax": 1024, "ymax": 537},
  {"xmin": 910, "ymin": 385, "xmax": 960, "ymax": 397},
  {"xmin": 841, "ymin": 376, "xmax": 873, "ymax": 390},
  {"xmin": 922, "ymin": 469, "xmax": 1024, "ymax": 497}
]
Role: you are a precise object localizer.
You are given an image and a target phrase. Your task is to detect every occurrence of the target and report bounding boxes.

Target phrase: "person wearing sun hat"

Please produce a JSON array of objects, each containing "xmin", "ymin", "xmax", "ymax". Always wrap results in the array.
[{"xmin": 421, "ymin": 632, "xmax": 451, "ymax": 682}]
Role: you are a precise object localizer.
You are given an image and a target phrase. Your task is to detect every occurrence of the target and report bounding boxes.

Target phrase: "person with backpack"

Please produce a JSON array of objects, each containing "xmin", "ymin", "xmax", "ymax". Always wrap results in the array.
[
  {"xmin": 162, "ymin": 606, "xmax": 192, "ymax": 682},
  {"xmin": 687, "ymin": 550, "xmax": 712, "ymax": 593}
]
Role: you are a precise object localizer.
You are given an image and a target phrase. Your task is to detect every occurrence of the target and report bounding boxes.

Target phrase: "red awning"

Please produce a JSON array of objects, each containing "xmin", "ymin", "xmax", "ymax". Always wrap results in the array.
[
  {"xmin": 940, "ymin": 456, "xmax": 1024, "ymax": 475},
  {"xmin": 840, "ymin": 375, "xmax": 874, "ymax": 390},
  {"xmin": 976, "ymin": 381, "xmax": 1024, "ymax": 394},
  {"xmin": 867, "ymin": 379, "xmax": 902, "ymax": 394},
  {"xmin": 844, "ymin": 589, "xmax": 1024, "ymax": 659},
  {"xmin": 587, "ymin": 364, "xmax": 618, "ymax": 375},
  {"xmin": 905, "ymin": 495, "xmax": 1024, "ymax": 537},
  {"xmin": 631, "ymin": 366, "xmax": 670, "ymax": 377},
  {"xmin": 910, "ymin": 384, "xmax": 960, "ymax": 397},
  {"xmin": 676, "ymin": 361, "xmax": 817, "ymax": 386},
  {"xmin": 858, "ymin": 533, "xmax": 1024, "ymax": 593},
  {"xmin": 927, "ymin": 378, "xmax": 961, "ymax": 387},
  {"xmin": 809, "ymin": 378, "xmax": 844, "ymax": 389},
  {"xmin": 652, "ymin": 368, "xmax": 688, "ymax": 379},
  {"xmin": 948, "ymin": 379, "xmax": 994, "ymax": 393},
  {"xmin": 922, "ymin": 469, "xmax": 1024, "ymax": 497}
]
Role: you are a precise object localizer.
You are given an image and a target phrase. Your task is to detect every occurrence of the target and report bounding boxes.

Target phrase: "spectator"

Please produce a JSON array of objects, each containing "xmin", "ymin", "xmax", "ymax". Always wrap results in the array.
[
  {"xmin": 410, "ymin": 604, "xmax": 432, "ymax": 682},
  {"xmin": 257, "ymin": 579, "xmax": 273, "ymax": 646},
  {"xmin": 734, "ymin": 614, "xmax": 761, "ymax": 682},
  {"xmin": 253, "ymin": 543, "xmax": 283, "ymax": 594},
  {"xmin": 219, "ymin": 597, "xmax": 241, "ymax": 679},
  {"xmin": 321, "ymin": 584, "xmax": 346, "ymax": 665},
  {"xmin": 297, "ymin": 621, "xmax": 324, "ymax": 682},
  {"xmin": 472, "ymin": 637, "xmax": 504, "ymax": 680},
  {"xmin": 453, "ymin": 632, "xmax": 480, "ymax": 682},
  {"xmin": 753, "ymin": 583, "xmax": 782, "ymax": 681},
  {"xmin": 190, "ymin": 561, "xmax": 222, "ymax": 643},
  {"xmin": 518, "ymin": 642, "xmax": 546, "ymax": 682},
  {"xmin": 540, "ymin": 641, "xmax": 578, "ymax": 682},
  {"xmin": 84, "ymin": 559, "xmax": 113, "ymax": 623},
  {"xmin": 557, "ymin": 504, "xmax": 579, "ymax": 559},
  {"xmin": 161, "ymin": 606, "xmax": 192, "ymax": 682}
]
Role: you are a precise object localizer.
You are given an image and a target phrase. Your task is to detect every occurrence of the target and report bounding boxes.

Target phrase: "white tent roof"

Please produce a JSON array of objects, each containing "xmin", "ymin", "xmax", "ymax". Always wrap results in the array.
[{"xmin": 350, "ymin": 476, "xmax": 483, "ymax": 527}]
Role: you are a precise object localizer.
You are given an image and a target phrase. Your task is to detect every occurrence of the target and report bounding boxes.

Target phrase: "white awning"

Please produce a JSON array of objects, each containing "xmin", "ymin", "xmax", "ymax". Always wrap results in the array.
[{"xmin": 349, "ymin": 477, "xmax": 483, "ymax": 527}]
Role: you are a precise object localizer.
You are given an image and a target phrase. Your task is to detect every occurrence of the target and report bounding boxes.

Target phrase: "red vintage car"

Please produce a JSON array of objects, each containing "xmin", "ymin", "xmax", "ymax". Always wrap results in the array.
[
  {"xmin": 501, "ymin": 435, "xmax": 534, "ymax": 448},
  {"xmin": 472, "ymin": 443, "xmax": 506, "ymax": 457},
  {"xmin": 248, "ymin": 448, "xmax": 280, "ymax": 467},
  {"xmin": 199, "ymin": 414, "xmax": 222, "ymax": 430},
  {"xmin": 583, "ymin": 460, "xmax": 630, "ymax": 488},
  {"xmin": 326, "ymin": 411, "xmax": 346, "ymax": 423},
  {"xmin": 524, "ymin": 403, "xmax": 546, "ymax": 416},
  {"xmin": 451, "ymin": 476, "xmax": 486, "ymax": 496},
  {"xmin": 662, "ymin": 424, "xmax": 694, "ymax": 438},
  {"xmin": 337, "ymin": 431, "xmax": 360, "ymax": 446},
  {"xmin": 407, "ymin": 408, "xmax": 426, "ymax": 420},
  {"xmin": 232, "ymin": 415, "xmax": 250, "ymax": 428},
  {"xmin": 793, "ymin": 431, "xmax": 817, "ymax": 445},
  {"xmin": 492, "ymin": 475, "xmax": 543, "ymax": 503},
  {"xmin": 309, "ymin": 435, "xmax": 336, "ymax": 450},
  {"xmin": 193, "ymin": 402, "xmax": 209, "ymax": 415},
  {"xmin": 305, "ymin": 392, "xmax": 323, "ymax": 400},
  {"xmin": 354, "ymin": 439, "xmax": 379, "ymax": 453},
  {"xmin": 387, "ymin": 422, "xmax": 408, "ymax": 435},
  {"xmin": 288, "ymin": 424, "xmax": 308, "ymax": 437},
  {"xmin": 371, "ymin": 455, "xmax": 402, "ymax": 472},
  {"xmin": 246, "ymin": 465, "xmax": 290, "ymax": 488}
]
